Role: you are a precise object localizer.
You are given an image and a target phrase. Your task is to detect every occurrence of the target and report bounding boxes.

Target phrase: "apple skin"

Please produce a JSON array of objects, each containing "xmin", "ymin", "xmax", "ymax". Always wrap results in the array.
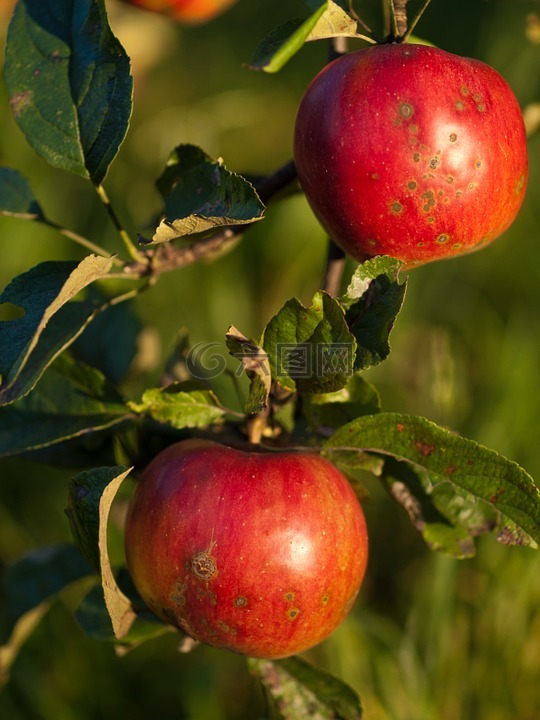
[
  {"xmin": 121, "ymin": 0, "xmax": 238, "ymax": 24},
  {"xmin": 124, "ymin": 439, "xmax": 368, "ymax": 659},
  {"xmin": 293, "ymin": 43, "xmax": 528, "ymax": 268}
]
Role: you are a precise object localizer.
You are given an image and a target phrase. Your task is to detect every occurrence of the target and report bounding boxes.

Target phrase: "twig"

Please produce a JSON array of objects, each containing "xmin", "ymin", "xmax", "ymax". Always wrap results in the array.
[
  {"xmin": 389, "ymin": 0, "xmax": 409, "ymax": 40},
  {"xmin": 255, "ymin": 159, "xmax": 297, "ymax": 203},
  {"xmin": 125, "ymin": 159, "xmax": 299, "ymax": 280},
  {"xmin": 322, "ymin": 238, "xmax": 346, "ymax": 297},
  {"xmin": 41, "ymin": 218, "xmax": 123, "ymax": 266},
  {"xmin": 107, "ymin": 281, "xmax": 151, "ymax": 307},
  {"xmin": 151, "ymin": 227, "xmax": 239, "ymax": 276}
]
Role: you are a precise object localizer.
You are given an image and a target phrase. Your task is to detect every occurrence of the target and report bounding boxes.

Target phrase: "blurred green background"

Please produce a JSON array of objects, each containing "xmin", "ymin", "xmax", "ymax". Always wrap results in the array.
[{"xmin": 1, "ymin": 0, "xmax": 540, "ymax": 718}]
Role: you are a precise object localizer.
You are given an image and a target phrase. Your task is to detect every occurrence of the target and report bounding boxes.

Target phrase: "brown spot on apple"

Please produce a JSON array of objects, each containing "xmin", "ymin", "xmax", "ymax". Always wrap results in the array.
[
  {"xmin": 400, "ymin": 102, "xmax": 413, "ymax": 118},
  {"xmin": 217, "ymin": 620, "xmax": 237, "ymax": 635},
  {"xmin": 421, "ymin": 190, "xmax": 435, "ymax": 206},
  {"xmin": 515, "ymin": 174, "xmax": 526, "ymax": 193},
  {"xmin": 191, "ymin": 551, "xmax": 217, "ymax": 580},
  {"xmin": 171, "ymin": 581, "xmax": 188, "ymax": 608}
]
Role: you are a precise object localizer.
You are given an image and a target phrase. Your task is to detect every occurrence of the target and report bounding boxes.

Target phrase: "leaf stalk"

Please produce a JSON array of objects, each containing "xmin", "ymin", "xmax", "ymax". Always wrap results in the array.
[{"xmin": 94, "ymin": 184, "xmax": 144, "ymax": 263}]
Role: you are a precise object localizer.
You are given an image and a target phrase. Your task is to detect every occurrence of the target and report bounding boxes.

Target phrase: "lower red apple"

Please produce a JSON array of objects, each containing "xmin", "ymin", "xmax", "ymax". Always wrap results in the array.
[
  {"xmin": 119, "ymin": 0, "xmax": 238, "ymax": 24},
  {"xmin": 124, "ymin": 439, "xmax": 368, "ymax": 659},
  {"xmin": 294, "ymin": 43, "xmax": 528, "ymax": 268}
]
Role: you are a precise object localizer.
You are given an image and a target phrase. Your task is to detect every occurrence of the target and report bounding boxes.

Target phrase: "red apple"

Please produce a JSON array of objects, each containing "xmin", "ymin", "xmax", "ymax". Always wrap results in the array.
[
  {"xmin": 124, "ymin": 439, "xmax": 368, "ymax": 659},
  {"xmin": 119, "ymin": 0, "xmax": 238, "ymax": 24},
  {"xmin": 293, "ymin": 43, "xmax": 528, "ymax": 268}
]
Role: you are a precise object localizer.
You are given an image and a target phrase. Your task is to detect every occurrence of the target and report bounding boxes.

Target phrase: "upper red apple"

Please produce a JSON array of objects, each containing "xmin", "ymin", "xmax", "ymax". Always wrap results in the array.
[
  {"xmin": 124, "ymin": 439, "xmax": 368, "ymax": 659},
  {"xmin": 294, "ymin": 43, "xmax": 528, "ymax": 268},
  {"xmin": 120, "ymin": 0, "xmax": 238, "ymax": 24}
]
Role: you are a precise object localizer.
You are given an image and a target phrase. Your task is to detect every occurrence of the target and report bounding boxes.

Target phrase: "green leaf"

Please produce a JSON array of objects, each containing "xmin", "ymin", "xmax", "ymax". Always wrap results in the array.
[
  {"xmin": 0, "ymin": 353, "xmax": 132, "ymax": 459},
  {"xmin": 151, "ymin": 144, "xmax": 264, "ymax": 244},
  {"xmin": 327, "ymin": 448, "xmax": 384, "ymax": 498},
  {"xmin": 0, "ymin": 167, "xmax": 44, "ymax": 219},
  {"xmin": 0, "ymin": 544, "xmax": 93, "ymax": 644},
  {"xmin": 66, "ymin": 465, "xmax": 129, "ymax": 571},
  {"xmin": 381, "ymin": 458, "xmax": 480, "ymax": 558},
  {"xmin": 249, "ymin": 656, "xmax": 362, "ymax": 719},
  {"xmin": 4, "ymin": 0, "xmax": 132, "ymax": 184},
  {"xmin": 323, "ymin": 413, "xmax": 540, "ymax": 549},
  {"xmin": 340, "ymin": 257, "xmax": 406, "ymax": 371},
  {"xmin": 0, "ymin": 604, "xmax": 48, "ymax": 685},
  {"xmin": 303, "ymin": 374, "xmax": 381, "ymax": 432},
  {"xmin": 406, "ymin": 35, "xmax": 437, "ymax": 48},
  {"xmin": 128, "ymin": 380, "xmax": 227, "ymax": 429},
  {"xmin": 249, "ymin": 1, "xmax": 366, "ymax": 74},
  {"xmin": 0, "ymin": 255, "xmax": 114, "ymax": 406},
  {"xmin": 71, "ymin": 291, "xmax": 141, "ymax": 385},
  {"xmin": 305, "ymin": 0, "xmax": 353, "ymax": 11},
  {"xmin": 262, "ymin": 291, "xmax": 355, "ymax": 394},
  {"xmin": 249, "ymin": 19, "xmax": 306, "ymax": 74},
  {"xmin": 226, "ymin": 325, "xmax": 271, "ymax": 414},
  {"xmin": 66, "ymin": 465, "xmax": 136, "ymax": 639}
]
